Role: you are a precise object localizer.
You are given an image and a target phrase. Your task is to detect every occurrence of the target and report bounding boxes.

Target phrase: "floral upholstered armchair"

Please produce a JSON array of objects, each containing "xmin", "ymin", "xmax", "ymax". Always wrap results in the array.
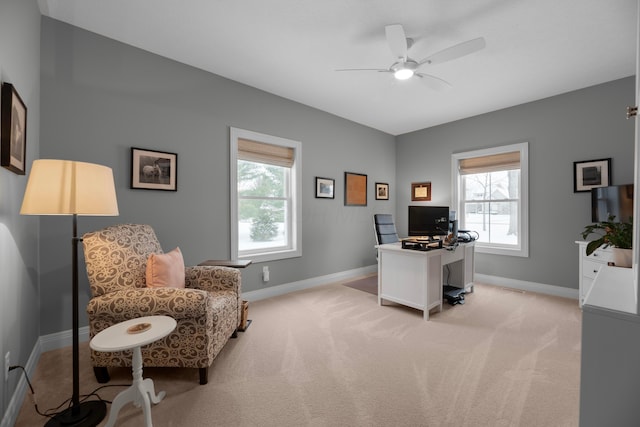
[{"xmin": 82, "ymin": 223, "xmax": 242, "ymax": 385}]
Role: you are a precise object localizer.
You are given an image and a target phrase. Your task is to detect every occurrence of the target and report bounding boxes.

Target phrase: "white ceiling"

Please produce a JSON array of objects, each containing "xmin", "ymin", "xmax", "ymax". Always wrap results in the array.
[{"xmin": 38, "ymin": 0, "xmax": 637, "ymax": 136}]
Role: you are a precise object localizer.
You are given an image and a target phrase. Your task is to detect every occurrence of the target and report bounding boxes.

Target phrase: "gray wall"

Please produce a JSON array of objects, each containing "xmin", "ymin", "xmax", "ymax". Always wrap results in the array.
[
  {"xmin": 0, "ymin": 0, "xmax": 41, "ymax": 420},
  {"xmin": 396, "ymin": 77, "xmax": 635, "ymax": 289},
  {"xmin": 39, "ymin": 17, "xmax": 396, "ymax": 335}
]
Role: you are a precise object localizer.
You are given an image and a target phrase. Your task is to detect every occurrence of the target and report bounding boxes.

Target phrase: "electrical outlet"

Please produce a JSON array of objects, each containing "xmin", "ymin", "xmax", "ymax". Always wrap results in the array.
[
  {"xmin": 4, "ymin": 352, "xmax": 9, "ymax": 382},
  {"xmin": 262, "ymin": 266, "xmax": 270, "ymax": 282}
]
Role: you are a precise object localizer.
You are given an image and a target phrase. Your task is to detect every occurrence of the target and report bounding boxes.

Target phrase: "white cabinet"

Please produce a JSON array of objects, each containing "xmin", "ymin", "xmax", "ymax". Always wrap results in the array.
[{"xmin": 576, "ymin": 241, "xmax": 612, "ymax": 307}]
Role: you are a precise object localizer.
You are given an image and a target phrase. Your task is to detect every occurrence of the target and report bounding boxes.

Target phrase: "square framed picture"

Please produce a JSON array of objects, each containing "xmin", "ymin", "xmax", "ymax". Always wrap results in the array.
[
  {"xmin": 131, "ymin": 147, "xmax": 177, "ymax": 191},
  {"xmin": 411, "ymin": 182, "xmax": 432, "ymax": 201},
  {"xmin": 315, "ymin": 177, "xmax": 335, "ymax": 199},
  {"xmin": 375, "ymin": 182, "xmax": 389, "ymax": 200},
  {"xmin": 574, "ymin": 158, "xmax": 611, "ymax": 193},
  {"xmin": 1, "ymin": 83, "xmax": 27, "ymax": 175},
  {"xmin": 344, "ymin": 172, "xmax": 367, "ymax": 206}
]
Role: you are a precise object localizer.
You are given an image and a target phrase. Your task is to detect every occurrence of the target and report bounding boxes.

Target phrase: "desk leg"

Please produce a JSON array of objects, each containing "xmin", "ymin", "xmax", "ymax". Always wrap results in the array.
[
  {"xmin": 104, "ymin": 346, "xmax": 165, "ymax": 427},
  {"xmin": 377, "ymin": 260, "xmax": 383, "ymax": 306}
]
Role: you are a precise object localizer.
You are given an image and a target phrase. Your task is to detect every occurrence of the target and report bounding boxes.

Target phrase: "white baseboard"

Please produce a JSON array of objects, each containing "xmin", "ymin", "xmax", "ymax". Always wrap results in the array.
[
  {"xmin": 39, "ymin": 326, "xmax": 91, "ymax": 353},
  {"xmin": 241, "ymin": 264, "xmax": 377, "ymax": 302},
  {"xmin": 474, "ymin": 273, "xmax": 579, "ymax": 300}
]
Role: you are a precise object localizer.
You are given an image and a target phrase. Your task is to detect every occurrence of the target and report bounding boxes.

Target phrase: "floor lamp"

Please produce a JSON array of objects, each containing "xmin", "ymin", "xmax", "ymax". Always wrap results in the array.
[{"xmin": 21, "ymin": 159, "xmax": 119, "ymax": 427}]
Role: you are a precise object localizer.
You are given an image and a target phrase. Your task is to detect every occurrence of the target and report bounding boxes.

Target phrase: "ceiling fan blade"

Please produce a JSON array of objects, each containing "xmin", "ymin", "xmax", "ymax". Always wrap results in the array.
[
  {"xmin": 415, "ymin": 73, "xmax": 452, "ymax": 91},
  {"xmin": 335, "ymin": 68, "xmax": 390, "ymax": 72},
  {"xmin": 419, "ymin": 37, "xmax": 486, "ymax": 66},
  {"xmin": 385, "ymin": 24, "xmax": 408, "ymax": 60}
]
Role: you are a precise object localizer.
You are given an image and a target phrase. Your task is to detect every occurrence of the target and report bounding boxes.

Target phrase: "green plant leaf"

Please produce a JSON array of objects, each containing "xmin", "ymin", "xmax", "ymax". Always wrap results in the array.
[{"xmin": 581, "ymin": 214, "xmax": 633, "ymax": 255}]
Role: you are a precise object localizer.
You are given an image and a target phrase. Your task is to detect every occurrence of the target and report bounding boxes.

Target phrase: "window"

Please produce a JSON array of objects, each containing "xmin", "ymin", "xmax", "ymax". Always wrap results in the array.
[
  {"xmin": 230, "ymin": 127, "xmax": 302, "ymax": 262},
  {"xmin": 451, "ymin": 142, "xmax": 528, "ymax": 257}
]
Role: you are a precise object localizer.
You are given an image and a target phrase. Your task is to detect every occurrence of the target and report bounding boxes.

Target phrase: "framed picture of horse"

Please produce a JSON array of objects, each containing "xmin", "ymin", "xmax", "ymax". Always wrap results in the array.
[{"xmin": 131, "ymin": 147, "xmax": 177, "ymax": 191}]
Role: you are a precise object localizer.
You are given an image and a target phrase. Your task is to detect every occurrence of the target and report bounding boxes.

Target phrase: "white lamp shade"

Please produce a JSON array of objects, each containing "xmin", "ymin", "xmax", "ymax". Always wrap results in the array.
[{"xmin": 20, "ymin": 159, "xmax": 119, "ymax": 216}]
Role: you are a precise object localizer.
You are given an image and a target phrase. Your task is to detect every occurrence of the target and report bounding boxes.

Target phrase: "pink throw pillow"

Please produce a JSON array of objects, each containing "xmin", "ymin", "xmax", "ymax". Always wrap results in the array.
[{"xmin": 146, "ymin": 247, "xmax": 185, "ymax": 289}]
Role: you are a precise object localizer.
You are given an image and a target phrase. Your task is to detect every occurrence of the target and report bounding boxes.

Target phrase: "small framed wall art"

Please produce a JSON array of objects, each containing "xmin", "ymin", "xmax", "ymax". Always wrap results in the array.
[
  {"xmin": 375, "ymin": 182, "xmax": 389, "ymax": 200},
  {"xmin": 573, "ymin": 158, "xmax": 611, "ymax": 193},
  {"xmin": 344, "ymin": 172, "xmax": 367, "ymax": 206},
  {"xmin": 411, "ymin": 182, "xmax": 432, "ymax": 201},
  {"xmin": 131, "ymin": 147, "xmax": 178, "ymax": 191},
  {"xmin": 315, "ymin": 177, "xmax": 335, "ymax": 199},
  {"xmin": 1, "ymin": 83, "xmax": 27, "ymax": 175}
]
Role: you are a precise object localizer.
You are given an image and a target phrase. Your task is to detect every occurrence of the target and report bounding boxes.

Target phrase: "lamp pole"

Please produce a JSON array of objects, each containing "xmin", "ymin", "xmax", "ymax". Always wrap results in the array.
[
  {"xmin": 71, "ymin": 214, "xmax": 80, "ymax": 414},
  {"xmin": 45, "ymin": 214, "xmax": 106, "ymax": 427}
]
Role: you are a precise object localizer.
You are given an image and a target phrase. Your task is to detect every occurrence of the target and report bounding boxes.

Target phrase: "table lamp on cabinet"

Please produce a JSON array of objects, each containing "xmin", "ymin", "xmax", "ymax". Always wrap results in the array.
[{"xmin": 20, "ymin": 159, "xmax": 119, "ymax": 427}]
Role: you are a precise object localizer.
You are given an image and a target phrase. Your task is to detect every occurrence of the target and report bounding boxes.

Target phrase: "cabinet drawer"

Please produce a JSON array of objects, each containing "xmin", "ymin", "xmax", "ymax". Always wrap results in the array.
[
  {"xmin": 587, "ymin": 248, "xmax": 612, "ymax": 262},
  {"xmin": 583, "ymin": 259, "xmax": 604, "ymax": 279}
]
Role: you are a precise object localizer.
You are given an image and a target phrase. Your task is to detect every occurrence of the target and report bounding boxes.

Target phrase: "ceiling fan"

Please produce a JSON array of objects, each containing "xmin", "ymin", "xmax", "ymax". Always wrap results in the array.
[{"xmin": 337, "ymin": 24, "xmax": 486, "ymax": 90}]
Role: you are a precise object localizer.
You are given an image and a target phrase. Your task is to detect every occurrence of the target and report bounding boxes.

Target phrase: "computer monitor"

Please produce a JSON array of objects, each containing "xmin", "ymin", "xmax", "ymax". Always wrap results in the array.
[
  {"xmin": 408, "ymin": 206, "xmax": 450, "ymax": 237},
  {"xmin": 591, "ymin": 184, "xmax": 633, "ymax": 223}
]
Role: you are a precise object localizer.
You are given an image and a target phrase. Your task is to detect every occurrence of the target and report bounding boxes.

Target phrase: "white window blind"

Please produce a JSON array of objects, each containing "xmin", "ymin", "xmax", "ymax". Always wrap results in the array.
[
  {"xmin": 459, "ymin": 151, "xmax": 520, "ymax": 175},
  {"xmin": 238, "ymin": 138, "xmax": 294, "ymax": 168}
]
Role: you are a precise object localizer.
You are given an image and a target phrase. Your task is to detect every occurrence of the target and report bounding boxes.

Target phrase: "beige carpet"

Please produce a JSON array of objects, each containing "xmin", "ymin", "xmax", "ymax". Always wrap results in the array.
[{"xmin": 14, "ymin": 281, "xmax": 581, "ymax": 427}]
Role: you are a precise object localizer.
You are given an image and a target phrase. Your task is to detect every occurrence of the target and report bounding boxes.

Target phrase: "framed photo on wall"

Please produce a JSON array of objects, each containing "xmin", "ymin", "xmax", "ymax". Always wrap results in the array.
[
  {"xmin": 315, "ymin": 177, "xmax": 335, "ymax": 199},
  {"xmin": 344, "ymin": 172, "xmax": 367, "ymax": 206},
  {"xmin": 375, "ymin": 182, "xmax": 389, "ymax": 200},
  {"xmin": 411, "ymin": 182, "xmax": 432, "ymax": 201},
  {"xmin": 1, "ymin": 83, "xmax": 27, "ymax": 175},
  {"xmin": 574, "ymin": 158, "xmax": 611, "ymax": 193},
  {"xmin": 131, "ymin": 147, "xmax": 178, "ymax": 191}
]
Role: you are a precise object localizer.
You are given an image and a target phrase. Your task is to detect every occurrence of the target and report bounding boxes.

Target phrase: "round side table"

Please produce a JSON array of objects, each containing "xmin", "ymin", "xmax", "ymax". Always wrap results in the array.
[{"xmin": 90, "ymin": 315, "xmax": 177, "ymax": 427}]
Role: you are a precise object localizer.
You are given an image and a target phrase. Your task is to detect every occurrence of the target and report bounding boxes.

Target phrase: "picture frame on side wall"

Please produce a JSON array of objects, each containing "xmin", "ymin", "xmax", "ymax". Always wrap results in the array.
[
  {"xmin": 344, "ymin": 172, "xmax": 367, "ymax": 206},
  {"xmin": 573, "ymin": 158, "xmax": 611, "ymax": 193},
  {"xmin": 315, "ymin": 177, "xmax": 335, "ymax": 199},
  {"xmin": 131, "ymin": 147, "xmax": 178, "ymax": 191},
  {"xmin": 411, "ymin": 182, "xmax": 432, "ymax": 201},
  {"xmin": 1, "ymin": 83, "xmax": 27, "ymax": 175},
  {"xmin": 375, "ymin": 182, "xmax": 389, "ymax": 200}
]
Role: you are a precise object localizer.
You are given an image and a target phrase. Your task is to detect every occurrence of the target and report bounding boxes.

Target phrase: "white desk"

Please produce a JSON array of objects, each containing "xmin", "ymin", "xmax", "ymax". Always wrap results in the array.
[
  {"xmin": 90, "ymin": 315, "xmax": 177, "ymax": 427},
  {"xmin": 376, "ymin": 242, "xmax": 475, "ymax": 320}
]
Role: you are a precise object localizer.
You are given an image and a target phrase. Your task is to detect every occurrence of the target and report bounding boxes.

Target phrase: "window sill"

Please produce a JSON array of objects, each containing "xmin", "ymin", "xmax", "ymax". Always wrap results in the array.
[
  {"xmin": 475, "ymin": 244, "xmax": 528, "ymax": 257},
  {"xmin": 238, "ymin": 248, "xmax": 301, "ymax": 263}
]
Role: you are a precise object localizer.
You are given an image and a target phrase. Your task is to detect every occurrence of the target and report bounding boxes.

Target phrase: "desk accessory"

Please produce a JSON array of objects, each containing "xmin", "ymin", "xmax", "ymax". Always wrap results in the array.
[{"xmin": 401, "ymin": 238, "xmax": 443, "ymax": 251}]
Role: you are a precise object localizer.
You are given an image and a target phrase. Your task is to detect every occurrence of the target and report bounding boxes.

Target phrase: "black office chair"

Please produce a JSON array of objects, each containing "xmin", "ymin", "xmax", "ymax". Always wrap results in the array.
[{"xmin": 373, "ymin": 214, "xmax": 399, "ymax": 245}]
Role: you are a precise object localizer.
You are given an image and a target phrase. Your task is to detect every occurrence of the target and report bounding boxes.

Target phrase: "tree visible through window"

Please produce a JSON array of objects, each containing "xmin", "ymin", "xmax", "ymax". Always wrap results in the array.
[
  {"xmin": 238, "ymin": 160, "xmax": 287, "ymax": 249},
  {"xmin": 452, "ymin": 143, "xmax": 528, "ymax": 257}
]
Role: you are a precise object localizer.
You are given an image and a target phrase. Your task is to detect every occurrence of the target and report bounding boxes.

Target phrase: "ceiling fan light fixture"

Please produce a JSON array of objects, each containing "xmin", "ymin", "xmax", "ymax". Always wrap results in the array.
[
  {"xmin": 394, "ymin": 67, "xmax": 414, "ymax": 80},
  {"xmin": 391, "ymin": 60, "xmax": 418, "ymax": 80}
]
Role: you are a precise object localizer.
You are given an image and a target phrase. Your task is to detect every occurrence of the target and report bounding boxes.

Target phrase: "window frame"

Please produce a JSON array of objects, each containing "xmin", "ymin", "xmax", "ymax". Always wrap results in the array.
[
  {"xmin": 451, "ymin": 142, "xmax": 529, "ymax": 257},
  {"xmin": 230, "ymin": 127, "xmax": 302, "ymax": 262}
]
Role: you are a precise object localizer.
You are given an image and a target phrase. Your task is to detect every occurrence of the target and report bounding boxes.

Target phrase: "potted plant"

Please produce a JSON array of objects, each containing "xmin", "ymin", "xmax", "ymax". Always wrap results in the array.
[{"xmin": 581, "ymin": 214, "xmax": 633, "ymax": 267}]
